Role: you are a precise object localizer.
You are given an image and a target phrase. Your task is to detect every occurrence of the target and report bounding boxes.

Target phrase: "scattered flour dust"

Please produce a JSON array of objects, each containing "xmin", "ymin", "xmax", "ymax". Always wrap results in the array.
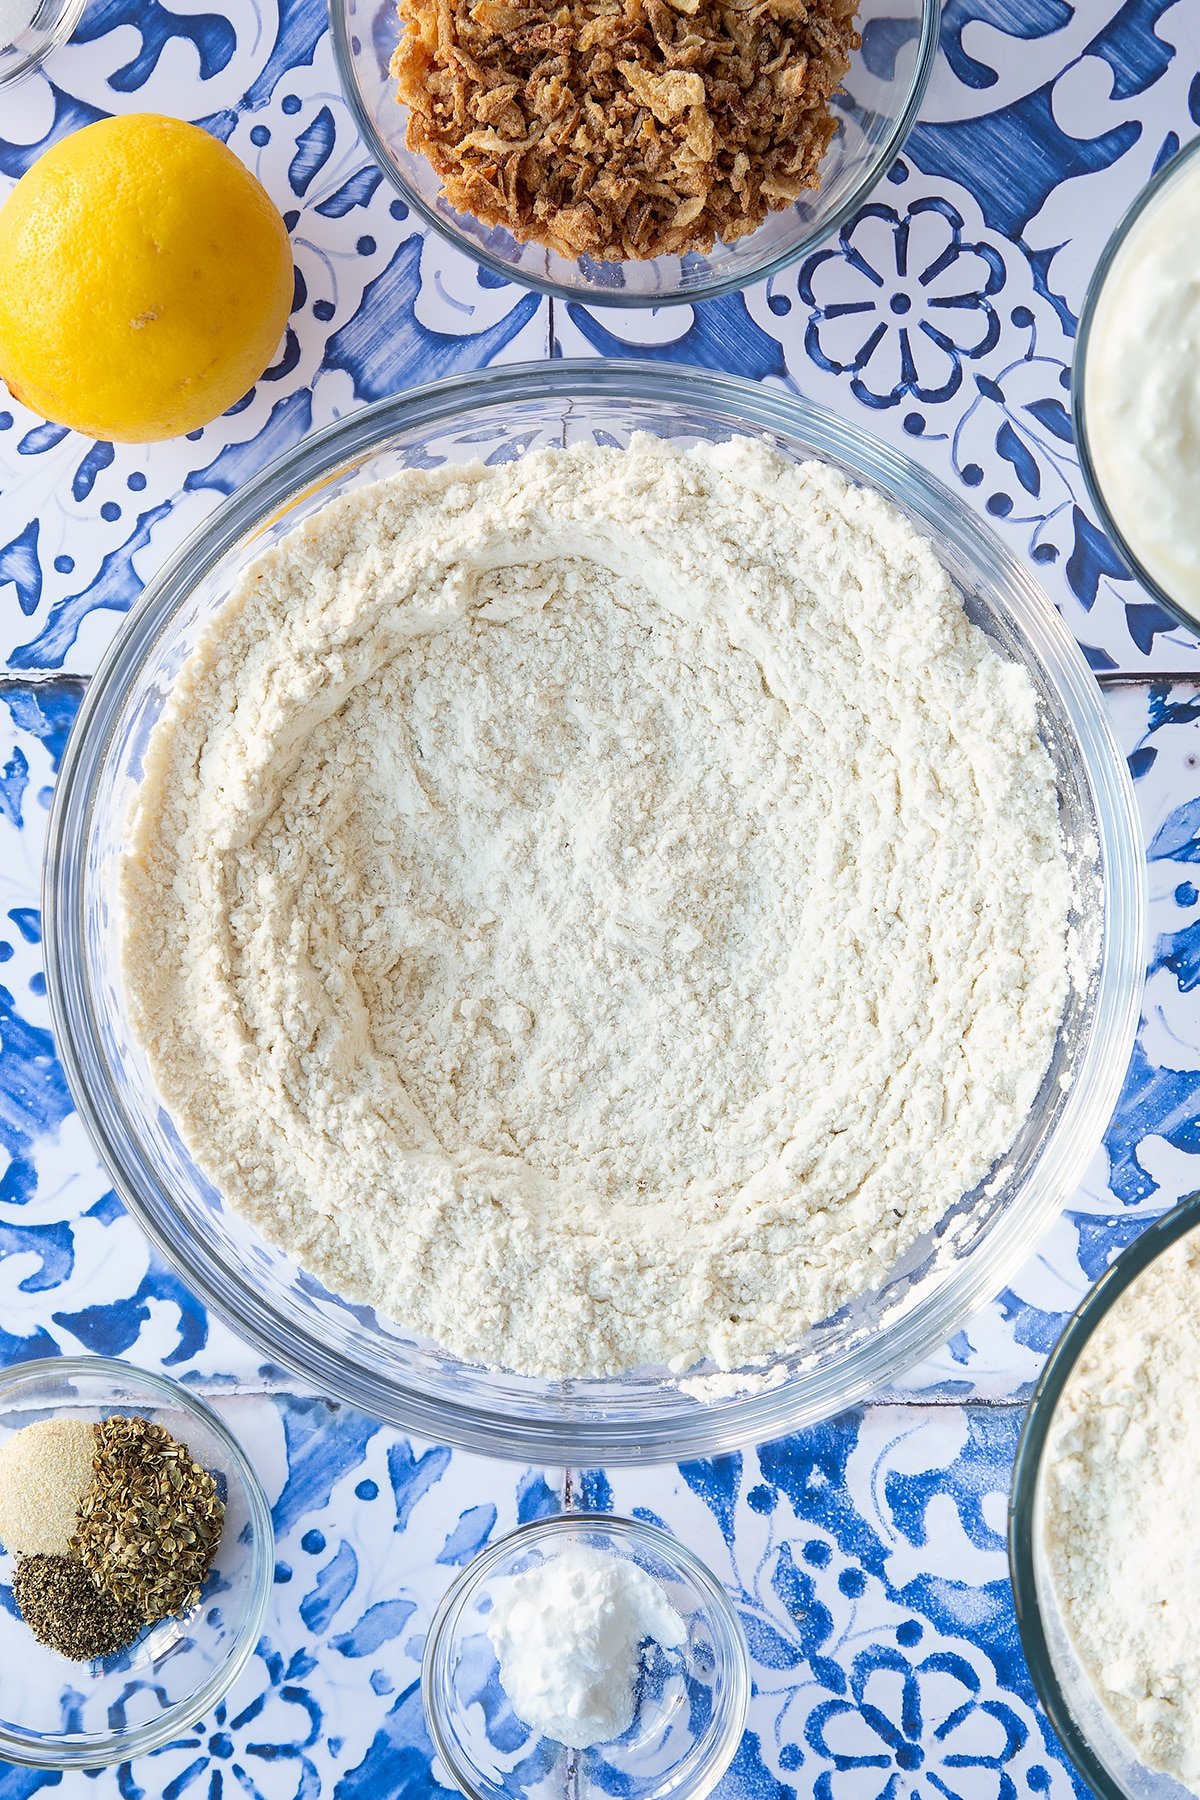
[
  {"xmin": 1041, "ymin": 1232, "xmax": 1200, "ymax": 1791},
  {"xmin": 121, "ymin": 436, "xmax": 1073, "ymax": 1379}
]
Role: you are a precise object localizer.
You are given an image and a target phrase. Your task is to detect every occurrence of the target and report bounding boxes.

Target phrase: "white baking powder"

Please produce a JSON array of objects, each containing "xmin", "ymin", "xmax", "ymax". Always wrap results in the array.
[
  {"xmin": 121, "ymin": 437, "xmax": 1072, "ymax": 1378},
  {"xmin": 1042, "ymin": 1232, "xmax": 1200, "ymax": 1791},
  {"xmin": 486, "ymin": 1544, "xmax": 686, "ymax": 1748}
]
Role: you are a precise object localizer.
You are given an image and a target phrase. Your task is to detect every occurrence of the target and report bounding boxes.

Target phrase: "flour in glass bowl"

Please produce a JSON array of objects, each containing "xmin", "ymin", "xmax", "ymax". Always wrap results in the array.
[
  {"xmin": 1041, "ymin": 1233, "xmax": 1200, "ymax": 1792},
  {"xmin": 120, "ymin": 435, "xmax": 1073, "ymax": 1379},
  {"xmin": 0, "ymin": 0, "xmax": 38, "ymax": 48}
]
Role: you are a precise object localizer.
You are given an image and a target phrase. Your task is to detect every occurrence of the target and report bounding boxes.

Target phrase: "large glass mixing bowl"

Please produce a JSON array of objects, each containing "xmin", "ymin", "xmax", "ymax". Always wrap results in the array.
[{"xmin": 43, "ymin": 362, "xmax": 1144, "ymax": 1462}]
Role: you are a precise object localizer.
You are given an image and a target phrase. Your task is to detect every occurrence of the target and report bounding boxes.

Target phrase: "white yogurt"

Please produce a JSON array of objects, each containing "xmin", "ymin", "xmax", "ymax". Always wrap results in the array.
[
  {"xmin": 1084, "ymin": 150, "xmax": 1200, "ymax": 614},
  {"xmin": 486, "ymin": 1544, "xmax": 686, "ymax": 1749}
]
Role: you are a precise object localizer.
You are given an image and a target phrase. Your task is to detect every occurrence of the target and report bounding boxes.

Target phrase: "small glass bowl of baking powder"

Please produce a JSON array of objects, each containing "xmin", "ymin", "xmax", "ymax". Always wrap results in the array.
[
  {"xmin": 1009, "ymin": 1193, "xmax": 1200, "ymax": 1800},
  {"xmin": 423, "ymin": 1513, "xmax": 750, "ymax": 1800},
  {"xmin": 0, "ymin": 1357, "xmax": 273, "ymax": 1769},
  {"xmin": 0, "ymin": 0, "xmax": 85, "ymax": 88}
]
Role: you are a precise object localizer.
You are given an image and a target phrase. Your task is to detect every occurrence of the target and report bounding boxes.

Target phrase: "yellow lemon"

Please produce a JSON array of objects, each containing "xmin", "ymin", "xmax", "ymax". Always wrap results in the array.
[{"xmin": 0, "ymin": 114, "xmax": 293, "ymax": 442}]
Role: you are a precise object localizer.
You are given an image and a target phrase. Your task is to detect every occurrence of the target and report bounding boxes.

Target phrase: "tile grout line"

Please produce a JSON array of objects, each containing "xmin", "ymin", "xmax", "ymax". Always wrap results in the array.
[
  {"xmin": 1095, "ymin": 670, "xmax": 1200, "ymax": 685},
  {"xmin": 0, "ymin": 671, "xmax": 89, "ymax": 689}
]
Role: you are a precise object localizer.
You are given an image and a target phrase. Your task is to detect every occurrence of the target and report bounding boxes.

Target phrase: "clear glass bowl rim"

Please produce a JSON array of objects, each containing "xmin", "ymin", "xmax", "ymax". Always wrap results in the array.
[
  {"xmin": 1008, "ymin": 1192, "xmax": 1200, "ymax": 1800},
  {"xmin": 1072, "ymin": 131, "xmax": 1200, "ymax": 636},
  {"xmin": 0, "ymin": 0, "xmax": 87, "ymax": 89},
  {"xmin": 42, "ymin": 358, "xmax": 1146, "ymax": 1463},
  {"xmin": 0, "ymin": 1354, "xmax": 274, "ymax": 1770},
  {"xmin": 420, "ymin": 1511, "xmax": 751, "ymax": 1800},
  {"xmin": 325, "ymin": 0, "xmax": 942, "ymax": 307}
]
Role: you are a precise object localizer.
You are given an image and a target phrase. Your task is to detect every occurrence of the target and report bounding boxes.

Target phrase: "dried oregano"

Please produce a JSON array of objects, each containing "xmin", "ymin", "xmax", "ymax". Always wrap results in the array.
[{"xmin": 72, "ymin": 1416, "xmax": 225, "ymax": 1622}]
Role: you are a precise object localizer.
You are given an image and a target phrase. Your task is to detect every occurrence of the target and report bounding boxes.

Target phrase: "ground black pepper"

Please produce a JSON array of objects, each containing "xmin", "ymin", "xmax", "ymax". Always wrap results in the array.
[{"xmin": 12, "ymin": 1553, "xmax": 141, "ymax": 1662}]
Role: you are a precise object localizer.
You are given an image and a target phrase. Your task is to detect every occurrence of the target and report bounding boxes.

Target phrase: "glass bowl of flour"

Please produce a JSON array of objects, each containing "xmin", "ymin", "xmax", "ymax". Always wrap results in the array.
[
  {"xmin": 422, "ymin": 1513, "xmax": 749, "ymax": 1800},
  {"xmin": 1010, "ymin": 1195, "xmax": 1200, "ymax": 1800},
  {"xmin": 43, "ymin": 360, "xmax": 1144, "ymax": 1462}
]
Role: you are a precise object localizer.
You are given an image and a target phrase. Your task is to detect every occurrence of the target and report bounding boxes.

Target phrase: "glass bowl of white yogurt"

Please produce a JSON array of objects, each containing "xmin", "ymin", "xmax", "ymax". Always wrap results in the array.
[
  {"xmin": 1073, "ymin": 134, "xmax": 1200, "ymax": 635},
  {"xmin": 422, "ymin": 1513, "xmax": 749, "ymax": 1800},
  {"xmin": 1009, "ymin": 1193, "xmax": 1200, "ymax": 1800},
  {"xmin": 43, "ymin": 359, "xmax": 1145, "ymax": 1462}
]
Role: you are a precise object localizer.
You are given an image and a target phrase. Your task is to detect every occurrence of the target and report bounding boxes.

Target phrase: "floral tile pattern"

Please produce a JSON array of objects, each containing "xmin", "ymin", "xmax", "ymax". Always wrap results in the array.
[
  {"xmin": 1, "ymin": 4, "xmax": 1200, "ymax": 673},
  {"xmin": 579, "ymin": 1415, "xmax": 1081, "ymax": 1800},
  {"xmin": 0, "ymin": 679, "xmax": 291, "ymax": 1385},
  {"xmin": 4, "ymin": 0, "xmax": 1200, "ymax": 1793},
  {"xmin": 102, "ymin": 1397, "xmax": 562, "ymax": 1800}
]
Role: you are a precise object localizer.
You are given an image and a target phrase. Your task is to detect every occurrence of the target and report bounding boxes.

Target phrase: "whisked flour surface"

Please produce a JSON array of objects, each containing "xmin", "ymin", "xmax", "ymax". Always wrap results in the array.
[{"xmin": 122, "ymin": 438, "xmax": 1072, "ymax": 1377}]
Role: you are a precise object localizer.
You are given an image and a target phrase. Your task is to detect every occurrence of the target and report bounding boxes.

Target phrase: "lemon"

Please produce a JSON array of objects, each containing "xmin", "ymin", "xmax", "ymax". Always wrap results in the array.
[{"xmin": 0, "ymin": 114, "xmax": 293, "ymax": 443}]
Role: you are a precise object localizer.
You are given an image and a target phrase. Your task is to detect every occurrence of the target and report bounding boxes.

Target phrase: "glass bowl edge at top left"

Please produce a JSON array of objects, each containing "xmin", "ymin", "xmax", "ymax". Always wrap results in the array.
[{"xmin": 0, "ymin": 0, "xmax": 87, "ymax": 89}]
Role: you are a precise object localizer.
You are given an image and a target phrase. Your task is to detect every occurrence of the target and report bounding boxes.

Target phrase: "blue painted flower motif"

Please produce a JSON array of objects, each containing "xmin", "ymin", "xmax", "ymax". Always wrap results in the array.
[
  {"xmin": 798, "ymin": 199, "xmax": 1005, "ymax": 409},
  {"xmin": 115, "ymin": 1644, "xmax": 321, "ymax": 1800},
  {"xmin": 805, "ymin": 1645, "xmax": 1026, "ymax": 1800}
]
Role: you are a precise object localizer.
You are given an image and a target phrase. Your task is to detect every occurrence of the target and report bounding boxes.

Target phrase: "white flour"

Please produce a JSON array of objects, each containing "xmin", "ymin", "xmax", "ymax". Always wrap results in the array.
[
  {"xmin": 1042, "ymin": 1232, "xmax": 1200, "ymax": 1790},
  {"xmin": 121, "ymin": 437, "xmax": 1072, "ymax": 1378},
  {"xmin": 486, "ymin": 1544, "xmax": 685, "ymax": 1747}
]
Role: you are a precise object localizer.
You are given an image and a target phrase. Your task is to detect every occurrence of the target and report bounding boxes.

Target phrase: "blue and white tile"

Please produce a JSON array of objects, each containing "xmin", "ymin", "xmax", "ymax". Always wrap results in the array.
[
  {"xmin": 0, "ymin": 11, "xmax": 550, "ymax": 676},
  {"xmin": 555, "ymin": 0, "xmax": 1200, "ymax": 672},
  {"xmin": 3, "ymin": 2, "xmax": 1199, "ymax": 672},
  {"xmin": 0, "ymin": 1391, "xmax": 563, "ymax": 1800},
  {"xmin": 575, "ymin": 1413, "xmax": 1080, "ymax": 1800},
  {"xmin": 0, "ymin": 678, "xmax": 273, "ymax": 1383},
  {"xmin": 554, "ymin": 153, "xmax": 1168, "ymax": 678}
]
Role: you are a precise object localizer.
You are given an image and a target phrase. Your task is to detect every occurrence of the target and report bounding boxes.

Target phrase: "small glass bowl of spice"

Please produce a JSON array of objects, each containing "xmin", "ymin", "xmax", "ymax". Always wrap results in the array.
[
  {"xmin": 423, "ymin": 1513, "xmax": 750, "ymax": 1800},
  {"xmin": 0, "ymin": 1357, "xmax": 272, "ymax": 1768}
]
